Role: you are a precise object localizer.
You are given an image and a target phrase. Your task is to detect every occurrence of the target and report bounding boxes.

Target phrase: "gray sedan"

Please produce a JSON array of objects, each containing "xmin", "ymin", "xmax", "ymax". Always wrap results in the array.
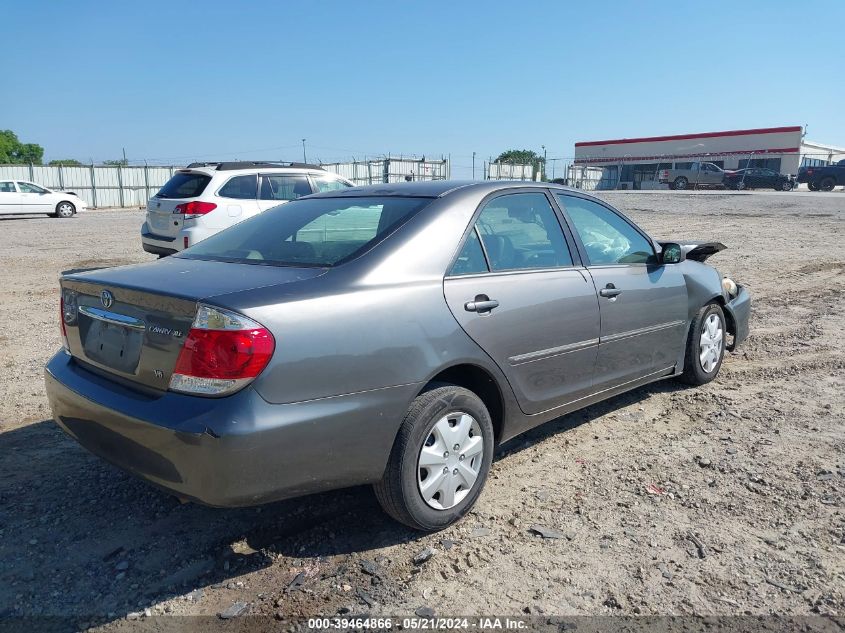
[{"xmin": 45, "ymin": 181, "xmax": 749, "ymax": 530}]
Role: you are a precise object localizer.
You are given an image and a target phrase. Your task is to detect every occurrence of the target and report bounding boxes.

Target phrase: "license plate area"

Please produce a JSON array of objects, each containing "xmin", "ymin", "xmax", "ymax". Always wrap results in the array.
[{"xmin": 82, "ymin": 318, "xmax": 143, "ymax": 374}]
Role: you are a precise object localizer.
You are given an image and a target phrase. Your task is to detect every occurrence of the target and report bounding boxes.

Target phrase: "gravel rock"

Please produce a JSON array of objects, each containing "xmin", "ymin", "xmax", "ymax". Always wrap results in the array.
[{"xmin": 218, "ymin": 601, "xmax": 249, "ymax": 619}]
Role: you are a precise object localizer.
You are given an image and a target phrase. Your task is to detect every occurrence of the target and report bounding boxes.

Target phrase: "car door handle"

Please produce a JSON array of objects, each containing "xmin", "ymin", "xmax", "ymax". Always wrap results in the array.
[
  {"xmin": 599, "ymin": 284, "xmax": 622, "ymax": 298},
  {"xmin": 465, "ymin": 298, "xmax": 499, "ymax": 313}
]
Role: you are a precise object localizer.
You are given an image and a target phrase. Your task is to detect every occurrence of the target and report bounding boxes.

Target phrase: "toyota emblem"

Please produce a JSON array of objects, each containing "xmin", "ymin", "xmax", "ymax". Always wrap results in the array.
[{"xmin": 100, "ymin": 290, "xmax": 114, "ymax": 309}]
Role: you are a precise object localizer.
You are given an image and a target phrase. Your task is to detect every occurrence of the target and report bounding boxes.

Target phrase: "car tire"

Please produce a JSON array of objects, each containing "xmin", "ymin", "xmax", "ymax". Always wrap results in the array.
[
  {"xmin": 818, "ymin": 177, "xmax": 836, "ymax": 192},
  {"xmin": 679, "ymin": 303, "xmax": 726, "ymax": 386},
  {"xmin": 673, "ymin": 177, "xmax": 688, "ymax": 190},
  {"xmin": 808, "ymin": 182, "xmax": 819, "ymax": 192},
  {"xmin": 778, "ymin": 181, "xmax": 793, "ymax": 191},
  {"xmin": 55, "ymin": 201, "xmax": 75, "ymax": 218},
  {"xmin": 374, "ymin": 384, "xmax": 494, "ymax": 531},
  {"xmin": 736, "ymin": 181, "xmax": 747, "ymax": 191}
]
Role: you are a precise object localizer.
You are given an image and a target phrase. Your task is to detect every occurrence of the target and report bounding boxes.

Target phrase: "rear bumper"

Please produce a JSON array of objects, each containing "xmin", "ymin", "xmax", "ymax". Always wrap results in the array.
[
  {"xmin": 141, "ymin": 228, "xmax": 178, "ymax": 256},
  {"xmin": 724, "ymin": 285, "xmax": 750, "ymax": 350},
  {"xmin": 45, "ymin": 351, "xmax": 417, "ymax": 506}
]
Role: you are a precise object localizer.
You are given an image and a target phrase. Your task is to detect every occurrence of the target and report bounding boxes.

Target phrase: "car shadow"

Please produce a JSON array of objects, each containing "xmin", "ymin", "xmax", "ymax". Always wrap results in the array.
[
  {"xmin": 0, "ymin": 215, "xmax": 56, "ymax": 221},
  {"xmin": 0, "ymin": 378, "xmax": 688, "ymax": 624}
]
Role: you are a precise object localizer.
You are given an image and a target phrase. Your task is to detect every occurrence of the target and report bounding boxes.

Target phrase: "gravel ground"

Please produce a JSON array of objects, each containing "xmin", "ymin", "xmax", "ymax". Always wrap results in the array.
[{"xmin": 0, "ymin": 191, "xmax": 843, "ymax": 628}]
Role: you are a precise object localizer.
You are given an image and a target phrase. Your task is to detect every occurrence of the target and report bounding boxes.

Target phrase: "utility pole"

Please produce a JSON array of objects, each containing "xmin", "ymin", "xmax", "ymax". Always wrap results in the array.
[
  {"xmin": 122, "ymin": 147, "xmax": 127, "ymax": 165},
  {"xmin": 302, "ymin": 139, "xmax": 307, "ymax": 163},
  {"xmin": 472, "ymin": 151, "xmax": 476, "ymax": 180},
  {"xmin": 541, "ymin": 145, "xmax": 547, "ymax": 181}
]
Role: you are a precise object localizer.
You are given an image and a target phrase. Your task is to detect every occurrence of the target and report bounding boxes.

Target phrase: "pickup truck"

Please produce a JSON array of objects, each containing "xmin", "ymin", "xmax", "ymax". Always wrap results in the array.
[
  {"xmin": 659, "ymin": 161, "xmax": 725, "ymax": 190},
  {"xmin": 797, "ymin": 159, "xmax": 845, "ymax": 191}
]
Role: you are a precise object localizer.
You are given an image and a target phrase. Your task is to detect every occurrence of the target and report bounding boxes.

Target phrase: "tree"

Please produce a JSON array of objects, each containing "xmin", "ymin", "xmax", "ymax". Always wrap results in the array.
[
  {"xmin": 0, "ymin": 130, "xmax": 44, "ymax": 164},
  {"xmin": 49, "ymin": 159, "xmax": 83, "ymax": 166},
  {"xmin": 494, "ymin": 149, "xmax": 544, "ymax": 166},
  {"xmin": 103, "ymin": 158, "xmax": 129, "ymax": 166}
]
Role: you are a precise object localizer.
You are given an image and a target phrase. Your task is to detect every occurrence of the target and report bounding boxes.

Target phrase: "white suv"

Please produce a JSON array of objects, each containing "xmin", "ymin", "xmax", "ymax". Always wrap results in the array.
[{"xmin": 141, "ymin": 162, "xmax": 352, "ymax": 256}]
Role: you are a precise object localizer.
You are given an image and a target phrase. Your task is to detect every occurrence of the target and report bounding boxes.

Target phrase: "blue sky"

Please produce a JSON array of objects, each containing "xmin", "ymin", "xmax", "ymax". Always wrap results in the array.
[{"xmin": 3, "ymin": 0, "xmax": 841, "ymax": 177}]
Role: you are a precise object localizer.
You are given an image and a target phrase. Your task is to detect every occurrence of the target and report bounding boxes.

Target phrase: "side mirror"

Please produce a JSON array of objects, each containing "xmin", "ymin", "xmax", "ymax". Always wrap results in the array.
[{"xmin": 661, "ymin": 242, "xmax": 684, "ymax": 264}]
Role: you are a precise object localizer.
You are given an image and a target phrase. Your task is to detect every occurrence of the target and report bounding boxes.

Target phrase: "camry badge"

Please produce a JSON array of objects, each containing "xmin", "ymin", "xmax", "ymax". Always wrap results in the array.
[{"xmin": 100, "ymin": 290, "xmax": 114, "ymax": 309}]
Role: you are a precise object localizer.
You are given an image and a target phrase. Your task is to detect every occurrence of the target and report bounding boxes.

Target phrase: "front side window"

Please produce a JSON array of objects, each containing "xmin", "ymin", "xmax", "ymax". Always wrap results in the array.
[
  {"xmin": 18, "ymin": 182, "xmax": 47, "ymax": 193},
  {"xmin": 0, "ymin": 181, "xmax": 16, "ymax": 193},
  {"xmin": 260, "ymin": 174, "xmax": 311, "ymax": 201},
  {"xmin": 156, "ymin": 172, "xmax": 211, "ymax": 199},
  {"xmin": 557, "ymin": 195, "xmax": 653, "ymax": 265},
  {"xmin": 474, "ymin": 193, "xmax": 573, "ymax": 271},
  {"xmin": 218, "ymin": 175, "xmax": 257, "ymax": 199},
  {"xmin": 179, "ymin": 196, "xmax": 432, "ymax": 267},
  {"xmin": 313, "ymin": 176, "xmax": 352, "ymax": 193}
]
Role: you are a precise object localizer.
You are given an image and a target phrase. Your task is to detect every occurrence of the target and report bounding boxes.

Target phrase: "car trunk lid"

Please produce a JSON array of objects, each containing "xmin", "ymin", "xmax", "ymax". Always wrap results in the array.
[{"xmin": 60, "ymin": 257, "xmax": 325, "ymax": 391}]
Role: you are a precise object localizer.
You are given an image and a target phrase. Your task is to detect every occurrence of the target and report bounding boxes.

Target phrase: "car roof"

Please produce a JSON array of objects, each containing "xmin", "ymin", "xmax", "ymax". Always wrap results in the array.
[{"xmin": 305, "ymin": 180, "xmax": 584, "ymax": 199}]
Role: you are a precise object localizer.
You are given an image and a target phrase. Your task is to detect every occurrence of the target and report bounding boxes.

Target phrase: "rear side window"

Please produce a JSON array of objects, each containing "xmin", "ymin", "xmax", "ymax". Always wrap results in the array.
[
  {"xmin": 312, "ymin": 176, "xmax": 352, "ymax": 193},
  {"xmin": 260, "ymin": 174, "xmax": 312, "ymax": 201},
  {"xmin": 179, "ymin": 196, "xmax": 432, "ymax": 267},
  {"xmin": 218, "ymin": 175, "xmax": 257, "ymax": 199},
  {"xmin": 156, "ymin": 172, "xmax": 211, "ymax": 199},
  {"xmin": 474, "ymin": 193, "xmax": 573, "ymax": 271},
  {"xmin": 450, "ymin": 228, "xmax": 488, "ymax": 276},
  {"xmin": 0, "ymin": 181, "xmax": 15, "ymax": 192}
]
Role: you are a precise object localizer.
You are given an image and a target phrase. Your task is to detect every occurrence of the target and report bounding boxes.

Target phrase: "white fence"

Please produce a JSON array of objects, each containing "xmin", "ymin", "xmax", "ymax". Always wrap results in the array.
[
  {"xmin": 1, "ymin": 158, "xmax": 452, "ymax": 207},
  {"xmin": 485, "ymin": 162, "xmax": 536, "ymax": 181},
  {"xmin": 0, "ymin": 163, "xmax": 180, "ymax": 208},
  {"xmin": 320, "ymin": 157, "xmax": 450, "ymax": 185}
]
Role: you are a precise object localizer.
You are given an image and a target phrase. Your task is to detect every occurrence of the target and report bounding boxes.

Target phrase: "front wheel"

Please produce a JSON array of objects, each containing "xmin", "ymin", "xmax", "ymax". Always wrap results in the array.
[
  {"xmin": 374, "ymin": 385, "xmax": 494, "ymax": 531},
  {"xmin": 736, "ymin": 181, "xmax": 747, "ymax": 190},
  {"xmin": 55, "ymin": 201, "xmax": 75, "ymax": 218},
  {"xmin": 679, "ymin": 303, "xmax": 726, "ymax": 386},
  {"xmin": 780, "ymin": 180, "xmax": 793, "ymax": 191}
]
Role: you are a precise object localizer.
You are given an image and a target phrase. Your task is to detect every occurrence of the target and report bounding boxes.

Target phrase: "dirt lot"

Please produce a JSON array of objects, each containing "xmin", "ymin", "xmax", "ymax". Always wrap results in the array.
[{"xmin": 0, "ymin": 191, "xmax": 843, "ymax": 628}]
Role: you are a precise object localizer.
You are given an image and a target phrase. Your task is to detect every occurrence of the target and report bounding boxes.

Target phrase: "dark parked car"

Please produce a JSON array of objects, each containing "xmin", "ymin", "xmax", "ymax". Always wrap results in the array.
[
  {"xmin": 723, "ymin": 168, "xmax": 795, "ymax": 191},
  {"xmin": 45, "ymin": 181, "xmax": 750, "ymax": 531},
  {"xmin": 797, "ymin": 159, "xmax": 845, "ymax": 191}
]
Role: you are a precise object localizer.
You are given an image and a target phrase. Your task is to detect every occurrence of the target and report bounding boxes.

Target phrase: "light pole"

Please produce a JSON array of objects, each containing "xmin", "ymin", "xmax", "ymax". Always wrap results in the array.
[
  {"xmin": 302, "ymin": 139, "xmax": 307, "ymax": 163},
  {"xmin": 472, "ymin": 151, "xmax": 476, "ymax": 180}
]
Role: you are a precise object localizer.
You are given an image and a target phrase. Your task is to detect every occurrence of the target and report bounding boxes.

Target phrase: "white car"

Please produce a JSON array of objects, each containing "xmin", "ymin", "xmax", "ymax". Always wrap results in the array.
[
  {"xmin": 141, "ymin": 161, "xmax": 353, "ymax": 256},
  {"xmin": 0, "ymin": 180, "xmax": 87, "ymax": 218}
]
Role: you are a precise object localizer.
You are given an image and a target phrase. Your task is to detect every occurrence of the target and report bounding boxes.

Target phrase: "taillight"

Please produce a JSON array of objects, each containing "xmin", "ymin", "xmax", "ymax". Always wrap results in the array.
[
  {"xmin": 60, "ymin": 288, "xmax": 77, "ymax": 351},
  {"xmin": 169, "ymin": 305, "xmax": 275, "ymax": 396},
  {"xmin": 60, "ymin": 293, "xmax": 67, "ymax": 348},
  {"xmin": 174, "ymin": 201, "xmax": 217, "ymax": 219},
  {"xmin": 183, "ymin": 236, "xmax": 189, "ymax": 249}
]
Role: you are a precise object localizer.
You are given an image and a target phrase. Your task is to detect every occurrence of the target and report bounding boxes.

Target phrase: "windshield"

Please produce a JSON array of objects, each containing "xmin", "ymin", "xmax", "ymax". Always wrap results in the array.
[
  {"xmin": 178, "ymin": 196, "xmax": 433, "ymax": 267},
  {"xmin": 156, "ymin": 171, "xmax": 211, "ymax": 199}
]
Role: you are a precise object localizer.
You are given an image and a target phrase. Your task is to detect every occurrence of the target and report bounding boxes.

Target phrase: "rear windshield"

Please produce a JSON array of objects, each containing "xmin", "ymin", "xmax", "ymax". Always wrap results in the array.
[
  {"xmin": 155, "ymin": 172, "xmax": 211, "ymax": 199},
  {"xmin": 178, "ymin": 196, "xmax": 432, "ymax": 267}
]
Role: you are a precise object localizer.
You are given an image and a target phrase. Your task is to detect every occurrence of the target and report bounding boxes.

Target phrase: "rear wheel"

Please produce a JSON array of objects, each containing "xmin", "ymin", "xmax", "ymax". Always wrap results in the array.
[
  {"xmin": 808, "ymin": 182, "xmax": 819, "ymax": 191},
  {"xmin": 673, "ymin": 177, "xmax": 688, "ymax": 190},
  {"xmin": 818, "ymin": 177, "xmax": 836, "ymax": 192},
  {"xmin": 374, "ymin": 385, "xmax": 494, "ymax": 531},
  {"xmin": 55, "ymin": 201, "xmax": 75, "ymax": 218},
  {"xmin": 679, "ymin": 303, "xmax": 726, "ymax": 386}
]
